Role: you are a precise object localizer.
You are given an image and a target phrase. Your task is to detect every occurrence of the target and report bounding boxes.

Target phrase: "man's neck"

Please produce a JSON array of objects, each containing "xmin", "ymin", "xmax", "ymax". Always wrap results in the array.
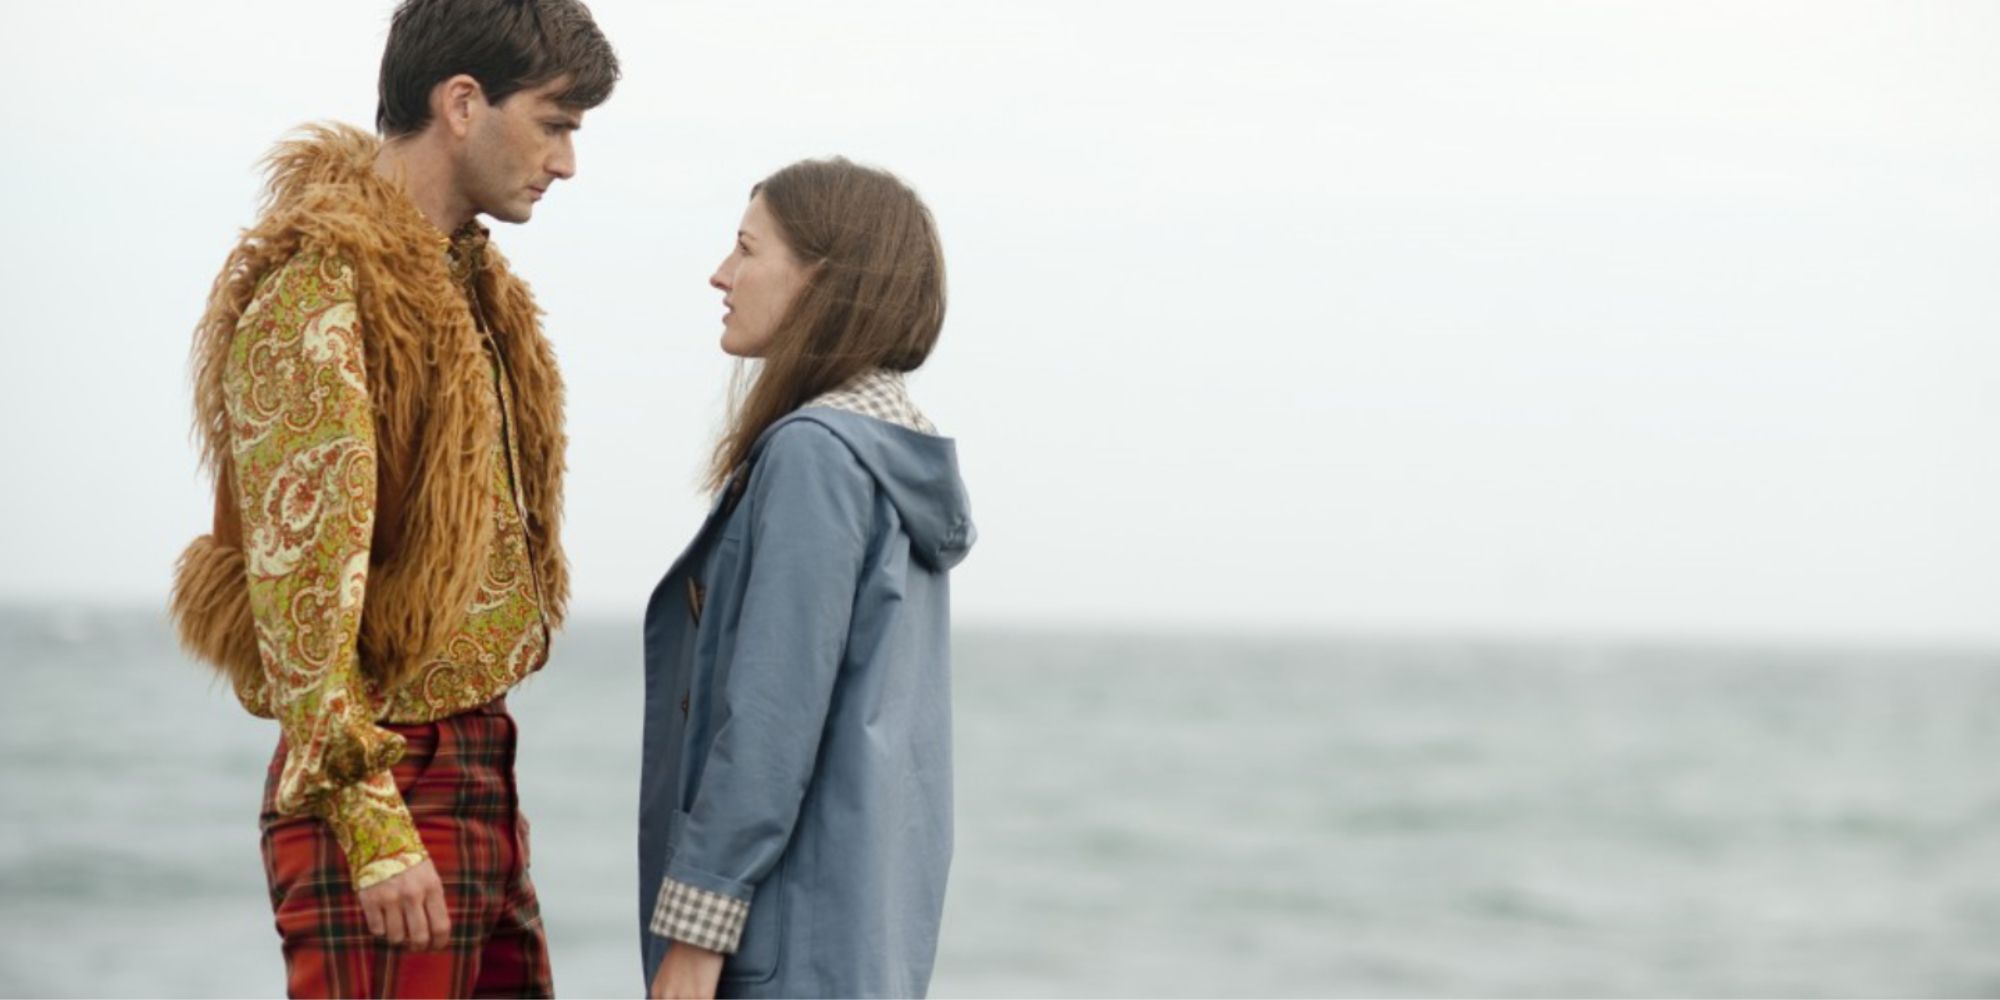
[{"xmin": 374, "ymin": 134, "xmax": 477, "ymax": 235}]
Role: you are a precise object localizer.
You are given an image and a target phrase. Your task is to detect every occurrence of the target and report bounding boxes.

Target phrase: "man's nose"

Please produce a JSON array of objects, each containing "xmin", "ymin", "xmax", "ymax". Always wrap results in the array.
[{"xmin": 547, "ymin": 144, "xmax": 577, "ymax": 180}]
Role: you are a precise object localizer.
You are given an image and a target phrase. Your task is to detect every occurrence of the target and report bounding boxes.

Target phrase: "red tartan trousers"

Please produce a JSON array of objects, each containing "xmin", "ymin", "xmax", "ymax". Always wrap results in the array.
[{"xmin": 259, "ymin": 697, "xmax": 552, "ymax": 999}]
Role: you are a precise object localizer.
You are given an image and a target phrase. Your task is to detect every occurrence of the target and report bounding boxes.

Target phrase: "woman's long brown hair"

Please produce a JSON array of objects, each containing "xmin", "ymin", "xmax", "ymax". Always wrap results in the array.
[{"xmin": 705, "ymin": 157, "xmax": 947, "ymax": 490}]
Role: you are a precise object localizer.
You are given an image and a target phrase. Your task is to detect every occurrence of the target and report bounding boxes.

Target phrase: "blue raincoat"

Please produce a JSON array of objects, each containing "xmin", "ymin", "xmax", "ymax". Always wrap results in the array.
[{"xmin": 638, "ymin": 407, "xmax": 975, "ymax": 998}]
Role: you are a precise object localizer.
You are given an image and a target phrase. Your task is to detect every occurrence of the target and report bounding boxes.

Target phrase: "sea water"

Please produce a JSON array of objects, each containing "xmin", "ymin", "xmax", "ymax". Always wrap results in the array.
[{"xmin": 3, "ymin": 606, "xmax": 1997, "ymax": 997}]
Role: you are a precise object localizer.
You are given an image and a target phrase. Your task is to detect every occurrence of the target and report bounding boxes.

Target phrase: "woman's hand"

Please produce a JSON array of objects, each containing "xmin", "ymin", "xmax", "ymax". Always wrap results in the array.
[{"xmin": 650, "ymin": 941, "xmax": 727, "ymax": 999}]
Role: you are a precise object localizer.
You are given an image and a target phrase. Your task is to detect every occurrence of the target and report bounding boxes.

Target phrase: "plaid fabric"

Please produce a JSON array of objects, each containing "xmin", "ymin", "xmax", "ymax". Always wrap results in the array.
[
  {"xmin": 806, "ymin": 368, "xmax": 937, "ymax": 434},
  {"xmin": 260, "ymin": 699, "xmax": 552, "ymax": 998},
  {"xmin": 650, "ymin": 875, "xmax": 750, "ymax": 954}
]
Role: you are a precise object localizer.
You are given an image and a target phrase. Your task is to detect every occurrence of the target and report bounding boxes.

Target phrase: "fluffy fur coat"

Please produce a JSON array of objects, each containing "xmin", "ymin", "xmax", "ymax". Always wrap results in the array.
[{"xmin": 171, "ymin": 123, "xmax": 568, "ymax": 710}]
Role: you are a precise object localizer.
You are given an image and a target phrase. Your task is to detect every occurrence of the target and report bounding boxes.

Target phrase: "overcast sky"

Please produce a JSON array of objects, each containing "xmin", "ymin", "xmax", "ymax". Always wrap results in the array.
[{"xmin": 2, "ymin": 0, "xmax": 1995, "ymax": 645}]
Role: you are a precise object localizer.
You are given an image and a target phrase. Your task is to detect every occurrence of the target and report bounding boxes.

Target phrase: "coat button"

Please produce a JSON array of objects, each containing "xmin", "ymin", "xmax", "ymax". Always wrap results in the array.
[{"xmin": 686, "ymin": 577, "xmax": 706, "ymax": 624}]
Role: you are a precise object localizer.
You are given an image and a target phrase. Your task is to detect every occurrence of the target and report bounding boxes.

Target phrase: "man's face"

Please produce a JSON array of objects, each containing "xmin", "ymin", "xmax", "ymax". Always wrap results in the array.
[{"xmin": 457, "ymin": 77, "xmax": 583, "ymax": 224}]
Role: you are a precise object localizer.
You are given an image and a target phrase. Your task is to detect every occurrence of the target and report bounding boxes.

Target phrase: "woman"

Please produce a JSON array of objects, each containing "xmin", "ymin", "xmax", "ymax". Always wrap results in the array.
[{"xmin": 638, "ymin": 158, "xmax": 975, "ymax": 999}]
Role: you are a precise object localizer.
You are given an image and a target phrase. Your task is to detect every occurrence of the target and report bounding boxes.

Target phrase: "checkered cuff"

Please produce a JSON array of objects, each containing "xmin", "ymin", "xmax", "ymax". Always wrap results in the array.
[{"xmin": 650, "ymin": 876, "xmax": 750, "ymax": 954}]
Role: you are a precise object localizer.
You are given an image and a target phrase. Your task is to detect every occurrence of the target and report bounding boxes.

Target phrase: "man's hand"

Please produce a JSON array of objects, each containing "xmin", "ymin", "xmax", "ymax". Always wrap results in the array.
[
  {"xmin": 650, "ymin": 941, "xmax": 726, "ymax": 999},
  {"xmin": 358, "ymin": 859, "xmax": 451, "ymax": 951}
]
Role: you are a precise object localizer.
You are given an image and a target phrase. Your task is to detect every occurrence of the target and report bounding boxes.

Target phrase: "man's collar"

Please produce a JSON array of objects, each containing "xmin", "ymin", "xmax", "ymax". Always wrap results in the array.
[{"xmin": 445, "ymin": 220, "xmax": 489, "ymax": 285}]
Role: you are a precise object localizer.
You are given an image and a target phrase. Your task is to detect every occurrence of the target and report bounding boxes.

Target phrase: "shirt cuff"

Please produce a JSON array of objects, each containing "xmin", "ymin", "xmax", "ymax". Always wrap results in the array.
[
  {"xmin": 353, "ymin": 849, "xmax": 427, "ymax": 891},
  {"xmin": 650, "ymin": 875, "xmax": 750, "ymax": 954},
  {"xmin": 325, "ymin": 770, "xmax": 429, "ymax": 890}
]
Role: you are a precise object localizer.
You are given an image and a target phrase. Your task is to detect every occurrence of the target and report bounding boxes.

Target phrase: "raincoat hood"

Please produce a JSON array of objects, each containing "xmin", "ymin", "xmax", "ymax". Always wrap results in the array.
[{"xmin": 749, "ymin": 407, "xmax": 975, "ymax": 572}]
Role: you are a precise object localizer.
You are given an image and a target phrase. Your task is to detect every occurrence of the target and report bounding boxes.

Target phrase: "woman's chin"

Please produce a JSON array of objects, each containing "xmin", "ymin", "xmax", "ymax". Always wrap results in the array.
[{"xmin": 720, "ymin": 330, "xmax": 768, "ymax": 359}]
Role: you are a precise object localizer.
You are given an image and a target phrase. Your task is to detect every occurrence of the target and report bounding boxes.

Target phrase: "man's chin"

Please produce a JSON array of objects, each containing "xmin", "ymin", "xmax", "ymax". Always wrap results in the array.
[{"xmin": 482, "ymin": 203, "xmax": 534, "ymax": 225}]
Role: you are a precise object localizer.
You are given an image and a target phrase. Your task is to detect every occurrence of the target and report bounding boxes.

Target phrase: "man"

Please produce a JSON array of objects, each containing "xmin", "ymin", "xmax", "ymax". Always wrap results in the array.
[{"xmin": 169, "ymin": 2, "xmax": 617, "ymax": 995}]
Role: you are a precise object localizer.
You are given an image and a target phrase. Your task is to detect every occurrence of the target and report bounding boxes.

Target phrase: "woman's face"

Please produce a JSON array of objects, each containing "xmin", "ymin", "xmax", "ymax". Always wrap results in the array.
[{"xmin": 711, "ymin": 194, "xmax": 812, "ymax": 358}]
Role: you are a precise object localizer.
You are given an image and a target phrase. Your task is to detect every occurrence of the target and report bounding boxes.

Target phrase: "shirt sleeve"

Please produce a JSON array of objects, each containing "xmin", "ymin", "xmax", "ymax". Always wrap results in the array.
[
  {"xmin": 650, "ymin": 420, "xmax": 874, "ymax": 953},
  {"xmin": 224, "ymin": 251, "xmax": 426, "ymax": 890}
]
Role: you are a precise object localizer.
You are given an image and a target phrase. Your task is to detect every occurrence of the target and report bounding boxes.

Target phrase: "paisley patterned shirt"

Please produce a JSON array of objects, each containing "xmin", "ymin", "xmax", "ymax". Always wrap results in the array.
[{"xmin": 224, "ymin": 238, "xmax": 550, "ymax": 889}]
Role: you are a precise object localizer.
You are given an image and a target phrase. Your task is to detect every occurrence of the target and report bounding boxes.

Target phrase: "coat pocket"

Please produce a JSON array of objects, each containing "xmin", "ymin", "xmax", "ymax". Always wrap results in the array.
[{"xmin": 720, "ymin": 846, "xmax": 789, "ymax": 986}]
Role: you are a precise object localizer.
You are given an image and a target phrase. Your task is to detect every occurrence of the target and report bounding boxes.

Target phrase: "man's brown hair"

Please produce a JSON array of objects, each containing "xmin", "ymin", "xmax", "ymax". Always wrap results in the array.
[{"xmin": 376, "ymin": 0, "xmax": 619, "ymax": 137}]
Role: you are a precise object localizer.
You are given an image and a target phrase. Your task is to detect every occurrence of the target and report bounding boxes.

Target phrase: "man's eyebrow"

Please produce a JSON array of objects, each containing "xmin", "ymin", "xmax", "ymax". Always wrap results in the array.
[{"xmin": 737, "ymin": 230, "xmax": 757, "ymax": 242}]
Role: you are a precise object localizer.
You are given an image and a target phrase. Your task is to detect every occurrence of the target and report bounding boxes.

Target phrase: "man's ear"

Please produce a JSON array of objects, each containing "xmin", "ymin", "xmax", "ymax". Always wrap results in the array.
[{"xmin": 432, "ymin": 73, "xmax": 486, "ymax": 139}]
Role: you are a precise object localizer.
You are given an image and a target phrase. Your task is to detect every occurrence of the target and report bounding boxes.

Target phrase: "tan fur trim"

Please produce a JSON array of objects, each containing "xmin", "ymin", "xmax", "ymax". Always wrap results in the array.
[
  {"xmin": 475, "ymin": 258, "xmax": 572, "ymax": 622},
  {"xmin": 176, "ymin": 123, "xmax": 567, "ymax": 702},
  {"xmin": 168, "ymin": 533, "xmax": 267, "ymax": 709}
]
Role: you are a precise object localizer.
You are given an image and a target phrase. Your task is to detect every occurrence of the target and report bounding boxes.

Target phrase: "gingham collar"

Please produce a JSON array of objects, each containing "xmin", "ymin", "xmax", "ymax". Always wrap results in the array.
[{"xmin": 804, "ymin": 368, "xmax": 936, "ymax": 434}]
